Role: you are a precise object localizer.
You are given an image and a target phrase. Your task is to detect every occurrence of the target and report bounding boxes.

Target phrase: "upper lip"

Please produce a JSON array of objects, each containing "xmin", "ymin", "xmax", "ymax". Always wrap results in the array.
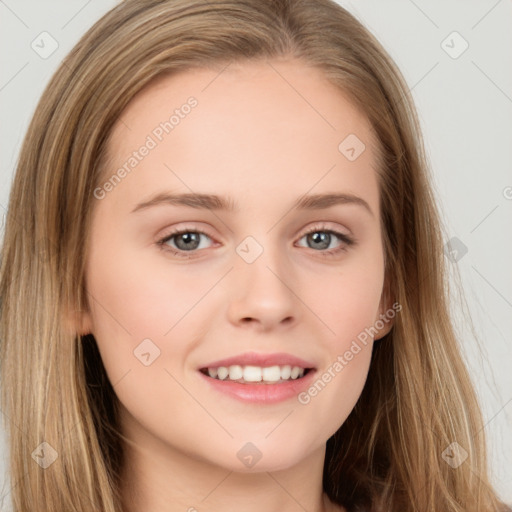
[{"xmin": 199, "ymin": 351, "xmax": 316, "ymax": 370}]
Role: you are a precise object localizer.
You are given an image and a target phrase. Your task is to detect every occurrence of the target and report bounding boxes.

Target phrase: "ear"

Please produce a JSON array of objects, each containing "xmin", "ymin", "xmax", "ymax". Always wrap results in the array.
[
  {"xmin": 63, "ymin": 306, "xmax": 93, "ymax": 337},
  {"xmin": 372, "ymin": 281, "xmax": 397, "ymax": 341}
]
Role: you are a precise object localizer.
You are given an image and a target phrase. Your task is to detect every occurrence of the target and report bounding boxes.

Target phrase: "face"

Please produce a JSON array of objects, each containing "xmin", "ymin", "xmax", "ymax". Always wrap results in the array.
[{"xmin": 79, "ymin": 59, "xmax": 392, "ymax": 473}]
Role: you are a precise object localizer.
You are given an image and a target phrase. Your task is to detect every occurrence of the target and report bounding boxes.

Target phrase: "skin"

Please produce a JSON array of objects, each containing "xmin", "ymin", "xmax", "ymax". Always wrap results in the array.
[{"xmin": 76, "ymin": 58, "xmax": 393, "ymax": 512}]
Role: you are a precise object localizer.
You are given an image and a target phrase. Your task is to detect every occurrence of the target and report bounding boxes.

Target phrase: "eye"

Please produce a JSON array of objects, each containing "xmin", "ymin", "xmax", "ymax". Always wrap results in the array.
[
  {"xmin": 157, "ymin": 227, "xmax": 215, "ymax": 258},
  {"xmin": 296, "ymin": 224, "xmax": 355, "ymax": 257}
]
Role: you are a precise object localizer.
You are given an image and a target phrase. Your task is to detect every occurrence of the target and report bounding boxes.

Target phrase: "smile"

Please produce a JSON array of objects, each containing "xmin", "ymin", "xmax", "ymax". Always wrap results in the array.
[{"xmin": 200, "ymin": 364, "xmax": 313, "ymax": 384}]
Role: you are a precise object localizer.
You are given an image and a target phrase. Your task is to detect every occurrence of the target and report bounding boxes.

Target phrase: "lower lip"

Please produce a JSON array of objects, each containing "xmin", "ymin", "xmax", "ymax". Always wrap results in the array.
[{"xmin": 197, "ymin": 370, "xmax": 317, "ymax": 404}]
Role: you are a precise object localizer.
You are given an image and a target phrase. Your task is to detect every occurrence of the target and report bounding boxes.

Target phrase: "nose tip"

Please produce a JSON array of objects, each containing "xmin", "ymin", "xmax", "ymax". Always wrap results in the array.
[{"xmin": 228, "ymin": 254, "xmax": 299, "ymax": 331}]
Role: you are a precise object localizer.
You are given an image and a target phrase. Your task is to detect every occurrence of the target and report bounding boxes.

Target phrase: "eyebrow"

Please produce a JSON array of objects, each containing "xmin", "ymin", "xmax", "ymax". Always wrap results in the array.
[{"xmin": 130, "ymin": 191, "xmax": 374, "ymax": 217}]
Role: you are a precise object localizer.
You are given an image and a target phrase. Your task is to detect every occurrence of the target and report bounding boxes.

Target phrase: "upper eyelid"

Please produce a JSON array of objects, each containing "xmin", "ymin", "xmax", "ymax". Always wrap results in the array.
[{"xmin": 158, "ymin": 225, "xmax": 216, "ymax": 242}]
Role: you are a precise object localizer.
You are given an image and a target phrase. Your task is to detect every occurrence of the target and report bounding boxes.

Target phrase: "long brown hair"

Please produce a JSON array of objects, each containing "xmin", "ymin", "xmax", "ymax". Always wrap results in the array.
[{"xmin": 0, "ymin": 1, "xmax": 508, "ymax": 511}]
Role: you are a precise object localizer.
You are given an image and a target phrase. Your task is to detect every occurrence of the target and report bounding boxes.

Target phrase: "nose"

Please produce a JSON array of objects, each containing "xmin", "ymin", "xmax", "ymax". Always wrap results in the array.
[{"xmin": 226, "ymin": 244, "xmax": 299, "ymax": 332}]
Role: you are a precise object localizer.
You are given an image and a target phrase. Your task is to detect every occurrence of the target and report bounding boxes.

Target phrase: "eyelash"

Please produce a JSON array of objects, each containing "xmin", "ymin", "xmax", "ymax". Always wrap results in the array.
[{"xmin": 156, "ymin": 223, "xmax": 355, "ymax": 259}]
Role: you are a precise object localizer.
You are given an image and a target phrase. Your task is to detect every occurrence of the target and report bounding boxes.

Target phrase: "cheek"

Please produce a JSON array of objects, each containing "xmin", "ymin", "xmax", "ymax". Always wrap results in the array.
[
  {"xmin": 84, "ymin": 252, "xmax": 212, "ymax": 434},
  {"xmin": 308, "ymin": 255, "xmax": 385, "ymax": 347},
  {"xmin": 84, "ymin": 247, "xmax": 225, "ymax": 392},
  {"xmin": 86, "ymin": 248, "xmax": 216, "ymax": 340}
]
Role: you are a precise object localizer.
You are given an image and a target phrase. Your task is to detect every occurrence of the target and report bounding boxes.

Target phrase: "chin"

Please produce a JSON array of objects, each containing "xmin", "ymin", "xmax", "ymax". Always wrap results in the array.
[
  {"xmin": 224, "ymin": 457, "xmax": 299, "ymax": 474},
  {"xmin": 221, "ymin": 442, "xmax": 311, "ymax": 474}
]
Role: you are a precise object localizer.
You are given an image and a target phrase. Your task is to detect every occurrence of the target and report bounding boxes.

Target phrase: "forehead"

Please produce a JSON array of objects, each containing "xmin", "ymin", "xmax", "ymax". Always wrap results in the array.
[
  {"xmin": 111, "ymin": 60, "xmax": 374, "ymax": 141},
  {"xmin": 103, "ymin": 59, "xmax": 380, "ymax": 214}
]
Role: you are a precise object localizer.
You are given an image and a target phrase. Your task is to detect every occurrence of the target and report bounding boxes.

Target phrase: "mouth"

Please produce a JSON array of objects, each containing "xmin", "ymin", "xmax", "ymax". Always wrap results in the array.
[
  {"xmin": 199, "ymin": 365, "xmax": 315, "ymax": 384},
  {"xmin": 197, "ymin": 351, "xmax": 318, "ymax": 402}
]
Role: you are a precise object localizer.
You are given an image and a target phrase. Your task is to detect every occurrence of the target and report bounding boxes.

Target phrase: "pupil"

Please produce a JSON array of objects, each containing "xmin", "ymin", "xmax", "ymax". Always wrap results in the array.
[
  {"xmin": 309, "ymin": 232, "xmax": 329, "ymax": 250},
  {"xmin": 176, "ymin": 232, "xmax": 200, "ymax": 250}
]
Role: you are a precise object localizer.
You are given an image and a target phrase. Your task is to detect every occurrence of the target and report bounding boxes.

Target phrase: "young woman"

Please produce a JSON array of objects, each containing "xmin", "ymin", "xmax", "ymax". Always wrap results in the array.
[{"xmin": 0, "ymin": 1, "xmax": 509, "ymax": 511}]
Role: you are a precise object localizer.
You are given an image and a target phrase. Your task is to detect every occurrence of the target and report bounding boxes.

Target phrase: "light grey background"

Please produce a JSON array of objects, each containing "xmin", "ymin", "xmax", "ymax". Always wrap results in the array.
[{"xmin": 0, "ymin": 0, "xmax": 510, "ymax": 508}]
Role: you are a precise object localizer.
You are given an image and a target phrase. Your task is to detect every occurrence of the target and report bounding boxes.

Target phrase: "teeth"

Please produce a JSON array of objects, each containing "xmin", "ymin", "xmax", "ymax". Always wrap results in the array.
[
  {"xmin": 243, "ymin": 366, "xmax": 262, "ymax": 382},
  {"xmin": 229, "ymin": 365, "xmax": 243, "ymax": 380},
  {"xmin": 217, "ymin": 367, "xmax": 229, "ymax": 380},
  {"xmin": 262, "ymin": 366, "xmax": 281, "ymax": 382},
  {"xmin": 281, "ymin": 365, "xmax": 292, "ymax": 380},
  {"xmin": 203, "ymin": 364, "xmax": 308, "ymax": 383}
]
